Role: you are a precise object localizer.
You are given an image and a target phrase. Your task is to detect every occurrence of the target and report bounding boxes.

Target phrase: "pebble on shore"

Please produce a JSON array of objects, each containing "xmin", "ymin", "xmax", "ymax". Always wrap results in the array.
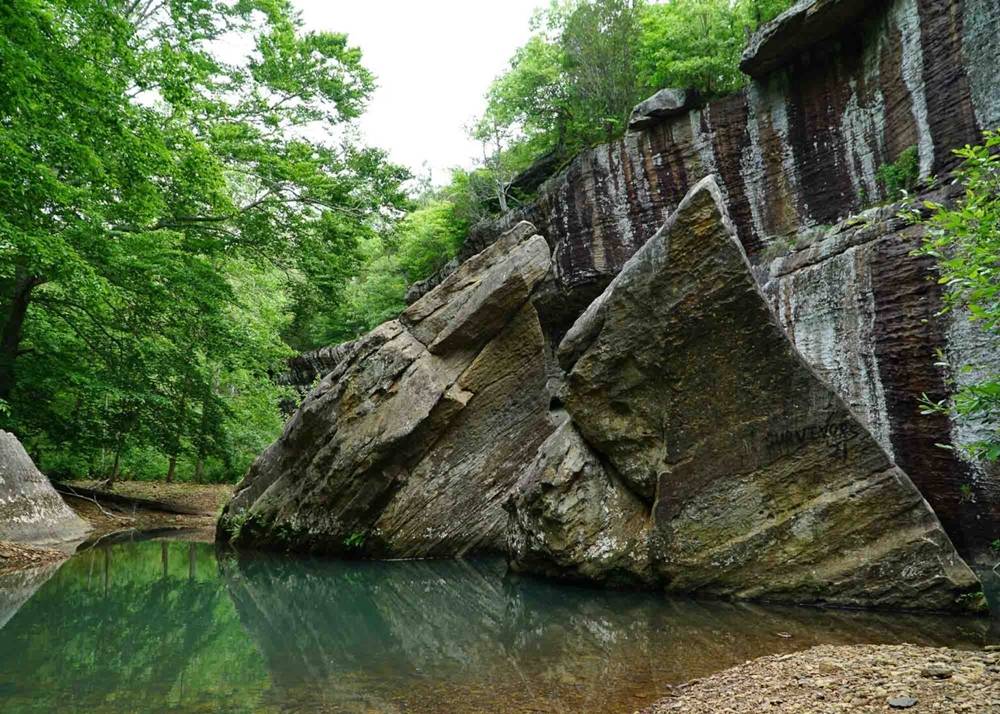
[{"xmin": 638, "ymin": 644, "xmax": 1000, "ymax": 713}]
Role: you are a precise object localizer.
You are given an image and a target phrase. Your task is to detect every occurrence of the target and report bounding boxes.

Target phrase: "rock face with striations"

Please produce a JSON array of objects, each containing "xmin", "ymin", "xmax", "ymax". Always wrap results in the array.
[
  {"xmin": 220, "ymin": 222, "xmax": 555, "ymax": 557},
  {"xmin": 507, "ymin": 178, "xmax": 980, "ymax": 611},
  {"xmin": 0, "ymin": 431, "xmax": 89, "ymax": 545},
  {"xmin": 407, "ymin": 0, "xmax": 1000, "ymax": 553}
]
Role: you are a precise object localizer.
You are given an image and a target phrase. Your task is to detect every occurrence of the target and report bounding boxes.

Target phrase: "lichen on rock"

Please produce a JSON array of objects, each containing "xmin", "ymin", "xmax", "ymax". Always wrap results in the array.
[{"xmin": 0, "ymin": 431, "xmax": 90, "ymax": 546}]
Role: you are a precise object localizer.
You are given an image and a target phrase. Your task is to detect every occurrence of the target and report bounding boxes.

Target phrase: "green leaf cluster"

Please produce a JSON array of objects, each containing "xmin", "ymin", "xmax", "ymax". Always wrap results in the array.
[{"xmin": 915, "ymin": 130, "xmax": 1000, "ymax": 461}]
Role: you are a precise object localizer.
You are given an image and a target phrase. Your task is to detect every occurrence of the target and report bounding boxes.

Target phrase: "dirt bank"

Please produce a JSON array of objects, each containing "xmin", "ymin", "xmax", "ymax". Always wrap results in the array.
[
  {"xmin": 62, "ymin": 480, "xmax": 233, "ymax": 540},
  {"xmin": 639, "ymin": 644, "xmax": 999, "ymax": 713}
]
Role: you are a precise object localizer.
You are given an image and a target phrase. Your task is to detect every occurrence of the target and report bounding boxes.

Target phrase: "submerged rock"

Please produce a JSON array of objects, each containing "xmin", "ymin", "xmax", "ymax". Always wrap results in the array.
[
  {"xmin": 0, "ymin": 431, "xmax": 89, "ymax": 546},
  {"xmin": 510, "ymin": 177, "xmax": 980, "ymax": 611},
  {"xmin": 219, "ymin": 222, "xmax": 554, "ymax": 557}
]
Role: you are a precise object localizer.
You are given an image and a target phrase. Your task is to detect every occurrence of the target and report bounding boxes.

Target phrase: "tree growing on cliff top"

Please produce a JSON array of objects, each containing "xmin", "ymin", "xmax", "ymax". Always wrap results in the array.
[
  {"xmin": 914, "ymin": 130, "xmax": 1000, "ymax": 461},
  {"xmin": 471, "ymin": 0, "xmax": 795, "ymax": 208}
]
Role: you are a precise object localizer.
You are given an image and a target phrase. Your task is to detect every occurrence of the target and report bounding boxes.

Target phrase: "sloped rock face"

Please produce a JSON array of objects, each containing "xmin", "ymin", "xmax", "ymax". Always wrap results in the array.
[
  {"xmin": 755, "ymin": 195, "xmax": 1000, "ymax": 553},
  {"xmin": 414, "ymin": 0, "xmax": 1000, "ymax": 553},
  {"xmin": 0, "ymin": 431, "xmax": 89, "ymax": 545},
  {"xmin": 219, "ymin": 223, "xmax": 555, "ymax": 557},
  {"xmin": 505, "ymin": 414, "xmax": 652, "ymax": 586},
  {"xmin": 508, "ymin": 178, "xmax": 981, "ymax": 611}
]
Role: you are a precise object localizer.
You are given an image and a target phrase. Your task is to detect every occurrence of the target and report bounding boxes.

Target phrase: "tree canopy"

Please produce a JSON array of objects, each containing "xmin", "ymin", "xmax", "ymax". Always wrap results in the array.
[
  {"xmin": 0, "ymin": 0, "xmax": 409, "ymax": 481},
  {"xmin": 466, "ymin": 0, "xmax": 795, "ymax": 207}
]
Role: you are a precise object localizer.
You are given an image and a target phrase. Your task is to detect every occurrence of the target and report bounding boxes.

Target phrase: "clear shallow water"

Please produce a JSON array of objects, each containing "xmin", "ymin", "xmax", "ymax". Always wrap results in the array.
[{"xmin": 0, "ymin": 538, "xmax": 994, "ymax": 714}]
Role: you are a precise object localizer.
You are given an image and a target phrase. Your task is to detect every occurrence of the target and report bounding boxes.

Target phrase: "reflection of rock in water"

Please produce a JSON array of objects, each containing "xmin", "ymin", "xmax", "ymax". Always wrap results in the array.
[
  {"xmin": 976, "ymin": 567, "xmax": 1000, "ymax": 644},
  {"xmin": 220, "ymin": 552, "xmax": 990, "ymax": 714},
  {"xmin": 0, "ymin": 562, "xmax": 61, "ymax": 630}
]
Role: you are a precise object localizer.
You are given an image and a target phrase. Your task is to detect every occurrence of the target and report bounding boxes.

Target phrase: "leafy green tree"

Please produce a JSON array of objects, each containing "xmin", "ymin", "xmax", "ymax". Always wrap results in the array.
[
  {"xmin": 0, "ymin": 0, "xmax": 407, "ymax": 481},
  {"xmin": 636, "ymin": 0, "xmax": 793, "ymax": 98},
  {"xmin": 914, "ymin": 131, "xmax": 1000, "ymax": 460},
  {"xmin": 472, "ymin": 0, "xmax": 795, "ymax": 208}
]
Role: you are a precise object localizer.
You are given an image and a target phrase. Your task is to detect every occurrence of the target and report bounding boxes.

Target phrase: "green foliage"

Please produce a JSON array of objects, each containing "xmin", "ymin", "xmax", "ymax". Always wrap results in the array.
[
  {"xmin": 308, "ymin": 196, "xmax": 469, "ymax": 346},
  {"xmin": 471, "ymin": 0, "xmax": 794, "ymax": 210},
  {"xmin": 877, "ymin": 146, "xmax": 921, "ymax": 201},
  {"xmin": 0, "ymin": 0, "xmax": 409, "ymax": 482},
  {"xmin": 913, "ymin": 130, "xmax": 1000, "ymax": 461},
  {"xmin": 343, "ymin": 531, "xmax": 366, "ymax": 548},
  {"xmin": 991, "ymin": 538, "xmax": 1000, "ymax": 554}
]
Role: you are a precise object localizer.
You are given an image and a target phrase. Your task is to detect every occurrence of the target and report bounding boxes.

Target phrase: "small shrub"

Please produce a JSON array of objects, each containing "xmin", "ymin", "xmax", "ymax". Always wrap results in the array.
[
  {"xmin": 876, "ymin": 146, "xmax": 920, "ymax": 201},
  {"xmin": 343, "ymin": 531, "xmax": 366, "ymax": 549}
]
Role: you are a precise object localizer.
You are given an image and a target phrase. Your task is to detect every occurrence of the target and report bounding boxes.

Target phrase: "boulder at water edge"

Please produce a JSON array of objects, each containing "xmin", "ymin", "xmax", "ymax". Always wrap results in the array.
[
  {"xmin": 508, "ymin": 177, "xmax": 981, "ymax": 611},
  {"xmin": 220, "ymin": 222, "xmax": 555, "ymax": 558},
  {"xmin": 0, "ymin": 430, "xmax": 90, "ymax": 545}
]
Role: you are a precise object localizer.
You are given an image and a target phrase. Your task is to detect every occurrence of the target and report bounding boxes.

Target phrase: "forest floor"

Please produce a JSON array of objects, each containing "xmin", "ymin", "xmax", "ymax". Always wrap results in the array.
[
  {"xmin": 62, "ymin": 480, "xmax": 233, "ymax": 540},
  {"xmin": 638, "ymin": 643, "xmax": 1000, "ymax": 713}
]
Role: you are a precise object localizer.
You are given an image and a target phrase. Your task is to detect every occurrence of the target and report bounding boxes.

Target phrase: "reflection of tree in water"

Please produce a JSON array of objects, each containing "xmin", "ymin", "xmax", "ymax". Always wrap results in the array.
[
  {"xmin": 0, "ymin": 541, "xmax": 270, "ymax": 714},
  {"xmin": 220, "ymin": 552, "xmax": 990, "ymax": 714}
]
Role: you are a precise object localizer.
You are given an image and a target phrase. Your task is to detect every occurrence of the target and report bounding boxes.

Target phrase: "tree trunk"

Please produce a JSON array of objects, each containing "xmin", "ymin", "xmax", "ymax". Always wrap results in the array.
[
  {"xmin": 194, "ymin": 456, "xmax": 204, "ymax": 483},
  {"xmin": 109, "ymin": 439, "xmax": 123, "ymax": 486},
  {"xmin": 166, "ymin": 454, "xmax": 177, "ymax": 483},
  {"xmin": 0, "ymin": 268, "xmax": 41, "ymax": 402}
]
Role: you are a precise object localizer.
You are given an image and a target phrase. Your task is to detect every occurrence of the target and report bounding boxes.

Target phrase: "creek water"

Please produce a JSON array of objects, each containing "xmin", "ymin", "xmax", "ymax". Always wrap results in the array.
[{"xmin": 0, "ymin": 536, "xmax": 994, "ymax": 713}]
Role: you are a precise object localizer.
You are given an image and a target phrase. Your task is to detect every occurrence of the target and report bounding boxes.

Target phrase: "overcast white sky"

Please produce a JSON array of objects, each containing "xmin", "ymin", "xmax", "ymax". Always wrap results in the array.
[{"xmin": 292, "ymin": 0, "xmax": 542, "ymax": 184}]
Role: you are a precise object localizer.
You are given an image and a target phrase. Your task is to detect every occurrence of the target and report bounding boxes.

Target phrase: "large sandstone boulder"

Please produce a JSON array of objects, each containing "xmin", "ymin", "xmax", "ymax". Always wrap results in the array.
[
  {"xmin": 219, "ymin": 222, "xmax": 555, "ymax": 557},
  {"xmin": 509, "ymin": 177, "xmax": 981, "ymax": 611},
  {"xmin": 627, "ymin": 88, "xmax": 694, "ymax": 131},
  {"xmin": 0, "ymin": 431, "xmax": 90, "ymax": 545}
]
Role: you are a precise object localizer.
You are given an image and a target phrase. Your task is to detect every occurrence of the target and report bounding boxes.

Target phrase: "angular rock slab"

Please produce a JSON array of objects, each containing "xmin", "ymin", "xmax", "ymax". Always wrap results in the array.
[
  {"xmin": 628, "ymin": 88, "xmax": 694, "ymax": 131},
  {"xmin": 553, "ymin": 176, "xmax": 980, "ymax": 611},
  {"xmin": 740, "ymin": 0, "xmax": 874, "ymax": 77},
  {"xmin": 219, "ymin": 222, "xmax": 554, "ymax": 558},
  {"xmin": 0, "ymin": 431, "xmax": 90, "ymax": 545},
  {"xmin": 506, "ymin": 414, "xmax": 652, "ymax": 586}
]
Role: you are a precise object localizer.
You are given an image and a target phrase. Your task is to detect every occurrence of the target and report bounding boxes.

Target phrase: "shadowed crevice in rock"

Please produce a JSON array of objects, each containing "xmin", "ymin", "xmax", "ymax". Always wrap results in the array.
[
  {"xmin": 508, "ymin": 176, "xmax": 981, "ymax": 612},
  {"xmin": 218, "ymin": 222, "xmax": 554, "ymax": 558}
]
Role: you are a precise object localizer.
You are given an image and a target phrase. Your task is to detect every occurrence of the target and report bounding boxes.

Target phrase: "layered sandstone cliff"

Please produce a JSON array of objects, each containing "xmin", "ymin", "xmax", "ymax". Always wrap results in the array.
[
  {"xmin": 220, "ymin": 0, "xmax": 997, "ymax": 610},
  {"xmin": 507, "ymin": 178, "xmax": 979, "ymax": 610},
  {"xmin": 408, "ymin": 0, "xmax": 1000, "ymax": 553}
]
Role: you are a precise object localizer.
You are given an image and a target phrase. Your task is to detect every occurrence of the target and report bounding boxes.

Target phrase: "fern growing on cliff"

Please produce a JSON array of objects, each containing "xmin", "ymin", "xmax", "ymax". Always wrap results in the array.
[{"xmin": 913, "ymin": 130, "xmax": 1000, "ymax": 461}]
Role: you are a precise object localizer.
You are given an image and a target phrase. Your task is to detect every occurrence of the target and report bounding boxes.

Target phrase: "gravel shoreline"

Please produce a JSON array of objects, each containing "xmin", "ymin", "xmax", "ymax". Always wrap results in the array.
[{"xmin": 638, "ymin": 644, "xmax": 1000, "ymax": 713}]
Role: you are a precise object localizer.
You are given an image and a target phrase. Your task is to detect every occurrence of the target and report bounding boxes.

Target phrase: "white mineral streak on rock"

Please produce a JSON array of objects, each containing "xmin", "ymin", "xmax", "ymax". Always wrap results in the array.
[
  {"xmin": 944, "ymin": 307, "xmax": 1000, "ymax": 487},
  {"xmin": 962, "ymin": 0, "xmax": 1000, "ymax": 131},
  {"xmin": 741, "ymin": 84, "xmax": 770, "ymax": 239},
  {"xmin": 839, "ymin": 22, "xmax": 888, "ymax": 204},
  {"xmin": 764, "ymin": 233, "xmax": 894, "ymax": 455},
  {"xmin": 891, "ymin": 0, "xmax": 934, "ymax": 177}
]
